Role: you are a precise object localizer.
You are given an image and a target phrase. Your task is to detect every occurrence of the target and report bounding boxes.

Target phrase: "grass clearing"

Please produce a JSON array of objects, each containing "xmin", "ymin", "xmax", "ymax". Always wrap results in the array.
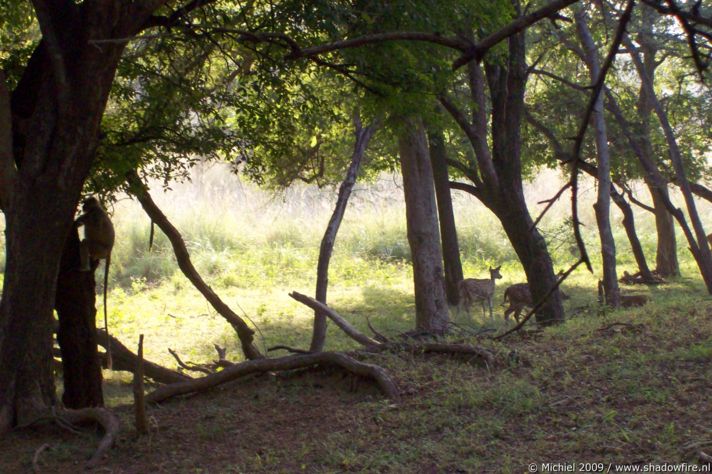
[{"xmin": 2, "ymin": 167, "xmax": 712, "ymax": 472}]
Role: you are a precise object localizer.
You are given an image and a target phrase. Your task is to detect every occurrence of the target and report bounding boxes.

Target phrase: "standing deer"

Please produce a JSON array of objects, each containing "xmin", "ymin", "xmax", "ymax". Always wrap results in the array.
[
  {"xmin": 502, "ymin": 275, "xmax": 570, "ymax": 323},
  {"xmin": 458, "ymin": 266, "xmax": 502, "ymax": 318},
  {"xmin": 502, "ymin": 283, "xmax": 530, "ymax": 323}
]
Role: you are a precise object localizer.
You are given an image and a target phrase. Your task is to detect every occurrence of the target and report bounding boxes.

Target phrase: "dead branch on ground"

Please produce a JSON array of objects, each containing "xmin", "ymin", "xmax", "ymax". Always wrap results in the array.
[
  {"xmin": 96, "ymin": 329, "xmax": 190, "ymax": 384},
  {"xmin": 290, "ymin": 292, "xmax": 495, "ymax": 366},
  {"xmin": 146, "ymin": 351, "xmax": 399, "ymax": 403}
]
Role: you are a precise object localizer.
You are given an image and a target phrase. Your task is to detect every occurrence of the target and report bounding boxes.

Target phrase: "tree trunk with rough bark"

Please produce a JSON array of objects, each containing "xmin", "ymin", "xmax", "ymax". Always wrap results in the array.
[
  {"xmin": 427, "ymin": 127, "xmax": 464, "ymax": 306},
  {"xmin": 310, "ymin": 118, "xmax": 378, "ymax": 352},
  {"xmin": 55, "ymin": 227, "xmax": 104, "ymax": 409},
  {"xmin": 0, "ymin": 1, "xmax": 157, "ymax": 433},
  {"xmin": 442, "ymin": 22, "xmax": 564, "ymax": 324},
  {"xmin": 398, "ymin": 117, "xmax": 449, "ymax": 334}
]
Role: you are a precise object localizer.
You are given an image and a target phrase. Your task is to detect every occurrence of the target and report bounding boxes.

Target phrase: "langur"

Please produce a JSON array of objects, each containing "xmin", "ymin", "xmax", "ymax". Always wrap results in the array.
[{"xmin": 75, "ymin": 196, "xmax": 115, "ymax": 369}]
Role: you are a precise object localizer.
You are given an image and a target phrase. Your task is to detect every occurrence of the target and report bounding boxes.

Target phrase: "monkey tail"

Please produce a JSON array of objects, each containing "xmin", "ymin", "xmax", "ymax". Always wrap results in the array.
[
  {"xmin": 148, "ymin": 220, "xmax": 155, "ymax": 252},
  {"xmin": 104, "ymin": 254, "xmax": 112, "ymax": 370}
]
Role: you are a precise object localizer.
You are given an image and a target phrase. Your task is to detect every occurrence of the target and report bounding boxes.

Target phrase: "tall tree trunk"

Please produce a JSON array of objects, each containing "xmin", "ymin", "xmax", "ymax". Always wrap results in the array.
[
  {"xmin": 398, "ymin": 117, "xmax": 449, "ymax": 334},
  {"xmin": 0, "ymin": 187, "xmax": 74, "ymax": 430},
  {"xmin": 55, "ymin": 227, "xmax": 104, "ymax": 408},
  {"xmin": 496, "ymin": 193, "xmax": 564, "ymax": 324},
  {"xmin": 625, "ymin": 38, "xmax": 712, "ymax": 291},
  {"xmin": 443, "ymin": 19, "xmax": 564, "ymax": 324},
  {"xmin": 310, "ymin": 117, "xmax": 378, "ymax": 352},
  {"xmin": 649, "ymin": 185, "xmax": 679, "ymax": 276},
  {"xmin": 427, "ymin": 127, "xmax": 463, "ymax": 306},
  {"xmin": 0, "ymin": 3, "xmax": 133, "ymax": 430},
  {"xmin": 576, "ymin": 9, "xmax": 620, "ymax": 306},
  {"xmin": 635, "ymin": 4, "xmax": 679, "ymax": 277}
]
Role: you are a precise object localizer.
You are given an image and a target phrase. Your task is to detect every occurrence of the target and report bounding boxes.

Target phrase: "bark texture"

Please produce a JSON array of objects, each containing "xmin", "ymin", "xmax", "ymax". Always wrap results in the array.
[
  {"xmin": 398, "ymin": 117, "xmax": 449, "ymax": 334},
  {"xmin": 428, "ymin": 127, "xmax": 464, "ymax": 306},
  {"xmin": 55, "ymin": 227, "xmax": 104, "ymax": 409}
]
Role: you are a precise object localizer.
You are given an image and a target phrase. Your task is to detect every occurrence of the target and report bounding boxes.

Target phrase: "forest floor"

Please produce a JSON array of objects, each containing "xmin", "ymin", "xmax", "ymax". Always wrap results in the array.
[{"xmin": 3, "ymin": 280, "xmax": 712, "ymax": 473}]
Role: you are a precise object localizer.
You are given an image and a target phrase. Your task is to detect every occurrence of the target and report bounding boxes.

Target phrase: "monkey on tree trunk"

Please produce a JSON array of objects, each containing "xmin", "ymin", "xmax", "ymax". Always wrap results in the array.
[{"xmin": 75, "ymin": 197, "xmax": 115, "ymax": 369}]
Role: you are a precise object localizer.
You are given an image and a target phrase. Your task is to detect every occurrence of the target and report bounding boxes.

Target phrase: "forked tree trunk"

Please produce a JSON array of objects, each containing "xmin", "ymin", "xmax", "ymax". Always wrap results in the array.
[
  {"xmin": 55, "ymin": 227, "xmax": 104, "ymax": 408},
  {"xmin": 310, "ymin": 118, "xmax": 378, "ymax": 352},
  {"xmin": 444, "ymin": 23, "xmax": 564, "ymax": 324},
  {"xmin": 576, "ymin": 9, "xmax": 620, "ymax": 306},
  {"xmin": 398, "ymin": 117, "xmax": 449, "ymax": 334},
  {"xmin": 428, "ymin": 127, "xmax": 463, "ymax": 306}
]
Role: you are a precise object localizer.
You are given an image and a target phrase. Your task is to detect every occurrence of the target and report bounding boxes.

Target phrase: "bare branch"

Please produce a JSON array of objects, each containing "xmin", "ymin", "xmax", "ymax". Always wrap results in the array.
[
  {"xmin": 126, "ymin": 170, "xmax": 263, "ymax": 360},
  {"xmin": 291, "ymin": 292, "xmax": 380, "ymax": 347},
  {"xmin": 641, "ymin": 0, "xmax": 712, "ymax": 28},
  {"xmin": 530, "ymin": 182, "xmax": 572, "ymax": 231}
]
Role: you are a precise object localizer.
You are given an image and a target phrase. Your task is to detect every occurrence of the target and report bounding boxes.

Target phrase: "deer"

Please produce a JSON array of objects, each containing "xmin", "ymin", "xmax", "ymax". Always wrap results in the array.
[
  {"xmin": 502, "ymin": 274, "xmax": 570, "ymax": 323},
  {"xmin": 502, "ymin": 283, "xmax": 530, "ymax": 323},
  {"xmin": 458, "ymin": 266, "xmax": 502, "ymax": 319}
]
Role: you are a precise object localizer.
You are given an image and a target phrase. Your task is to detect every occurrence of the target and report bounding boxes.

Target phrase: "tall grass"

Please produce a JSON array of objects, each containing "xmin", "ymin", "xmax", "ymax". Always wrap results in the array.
[
  {"xmin": 1, "ymin": 164, "xmax": 710, "ymax": 371},
  {"xmin": 106, "ymin": 165, "xmax": 710, "ymax": 290}
]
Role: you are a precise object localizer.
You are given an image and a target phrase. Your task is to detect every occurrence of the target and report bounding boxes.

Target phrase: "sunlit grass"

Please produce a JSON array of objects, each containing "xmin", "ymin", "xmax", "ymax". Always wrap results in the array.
[{"xmin": 82, "ymin": 166, "xmax": 710, "ymax": 380}]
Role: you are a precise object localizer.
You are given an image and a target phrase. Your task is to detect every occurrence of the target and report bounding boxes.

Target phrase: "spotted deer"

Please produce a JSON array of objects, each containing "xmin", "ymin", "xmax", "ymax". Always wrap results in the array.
[
  {"xmin": 502, "ymin": 277, "xmax": 570, "ymax": 323},
  {"xmin": 502, "ymin": 283, "xmax": 530, "ymax": 323},
  {"xmin": 458, "ymin": 266, "xmax": 502, "ymax": 318}
]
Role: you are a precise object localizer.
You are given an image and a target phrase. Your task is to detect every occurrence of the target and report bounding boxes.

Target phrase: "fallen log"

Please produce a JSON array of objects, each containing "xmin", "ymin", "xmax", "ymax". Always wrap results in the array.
[
  {"xmin": 290, "ymin": 291, "xmax": 380, "ymax": 347},
  {"xmin": 146, "ymin": 351, "xmax": 399, "ymax": 404},
  {"xmin": 97, "ymin": 329, "xmax": 190, "ymax": 384},
  {"xmin": 290, "ymin": 292, "xmax": 495, "ymax": 366}
]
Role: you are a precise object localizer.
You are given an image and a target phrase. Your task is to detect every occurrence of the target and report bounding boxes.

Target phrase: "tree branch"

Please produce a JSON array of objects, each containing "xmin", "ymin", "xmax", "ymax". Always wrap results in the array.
[
  {"xmin": 286, "ymin": 32, "xmax": 471, "ymax": 60},
  {"xmin": 146, "ymin": 352, "xmax": 400, "ymax": 403},
  {"xmin": 453, "ymin": 0, "xmax": 581, "ymax": 69},
  {"xmin": 449, "ymin": 181, "xmax": 482, "ymax": 200},
  {"xmin": 126, "ymin": 170, "xmax": 263, "ymax": 360}
]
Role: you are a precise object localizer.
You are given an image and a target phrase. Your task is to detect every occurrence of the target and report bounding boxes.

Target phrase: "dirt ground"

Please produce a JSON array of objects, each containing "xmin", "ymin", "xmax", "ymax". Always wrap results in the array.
[{"xmin": 3, "ymin": 301, "xmax": 712, "ymax": 473}]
